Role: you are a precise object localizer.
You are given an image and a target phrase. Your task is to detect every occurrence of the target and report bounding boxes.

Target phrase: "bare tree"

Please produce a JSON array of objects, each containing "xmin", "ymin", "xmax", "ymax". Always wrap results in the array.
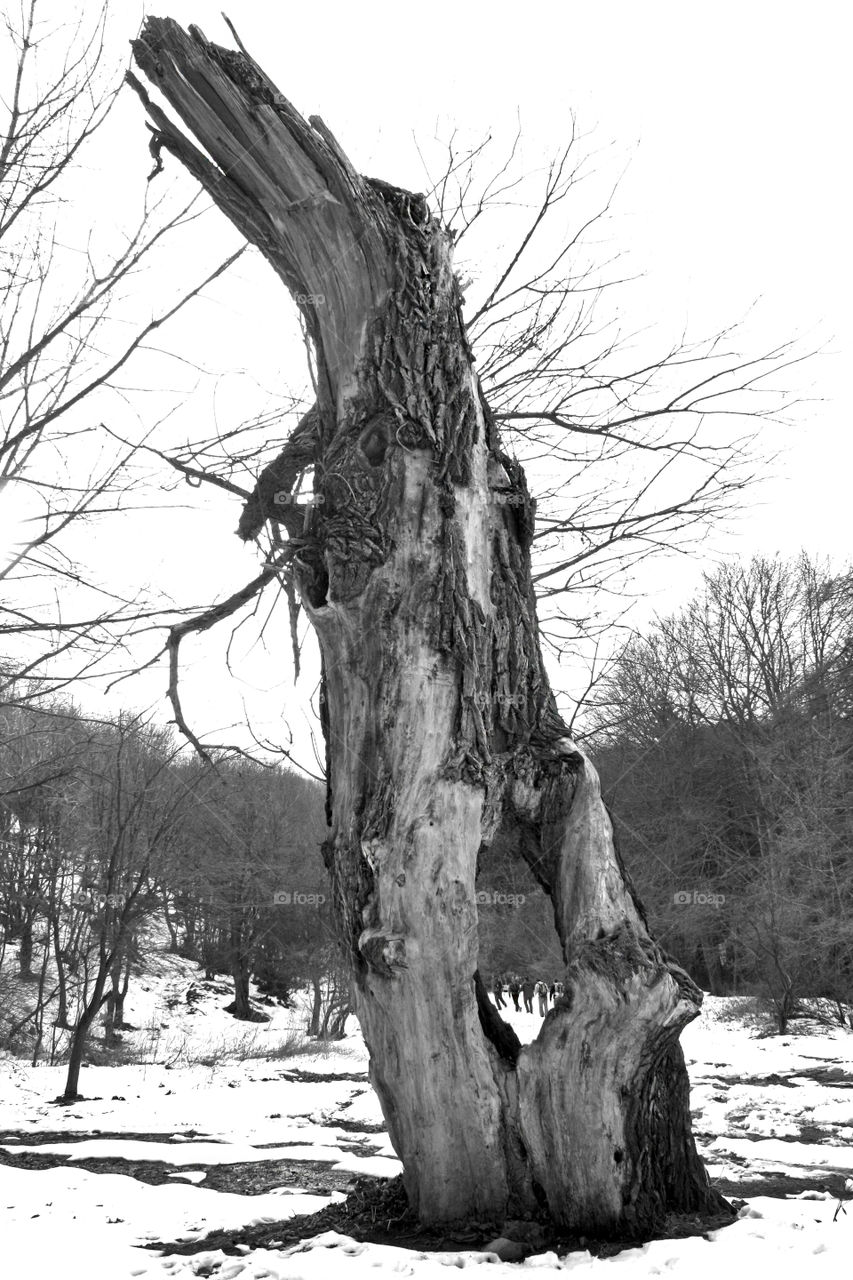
[
  {"xmin": 426, "ymin": 132, "xmax": 803, "ymax": 651},
  {"xmin": 57, "ymin": 714, "xmax": 198, "ymax": 1100},
  {"xmin": 124, "ymin": 19, "xmax": 746, "ymax": 1238},
  {"xmin": 170, "ymin": 756, "xmax": 326, "ymax": 1020},
  {"xmin": 0, "ymin": 1, "xmax": 242, "ymax": 697},
  {"xmin": 0, "ymin": 700, "xmax": 87, "ymax": 988},
  {"xmin": 588, "ymin": 553, "xmax": 853, "ymax": 1029},
  {"xmin": 132, "ymin": 106, "xmax": 805, "ymax": 713}
]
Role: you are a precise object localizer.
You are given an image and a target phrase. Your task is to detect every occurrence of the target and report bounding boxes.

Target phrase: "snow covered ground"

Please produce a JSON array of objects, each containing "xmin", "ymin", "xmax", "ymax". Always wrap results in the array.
[{"xmin": 1, "ymin": 952, "xmax": 852, "ymax": 1278}]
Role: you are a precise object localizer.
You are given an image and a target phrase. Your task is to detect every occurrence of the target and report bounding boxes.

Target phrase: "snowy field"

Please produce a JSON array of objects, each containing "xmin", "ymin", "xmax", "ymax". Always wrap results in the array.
[{"xmin": 1, "ymin": 950, "xmax": 852, "ymax": 1277}]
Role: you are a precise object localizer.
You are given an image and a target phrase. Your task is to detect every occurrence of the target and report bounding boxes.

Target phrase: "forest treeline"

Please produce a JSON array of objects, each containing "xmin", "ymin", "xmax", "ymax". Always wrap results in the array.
[
  {"xmin": 587, "ymin": 552, "xmax": 853, "ymax": 1031},
  {"xmin": 2, "ymin": 551, "xmax": 850, "ymax": 1090},
  {"xmin": 0, "ymin": 705, "xmax": 346, "ymax": 1096}
]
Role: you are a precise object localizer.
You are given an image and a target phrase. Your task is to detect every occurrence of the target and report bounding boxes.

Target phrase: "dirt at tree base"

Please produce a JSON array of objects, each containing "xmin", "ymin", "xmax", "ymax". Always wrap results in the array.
[
  {"xmin": 713, "ymin": 1173, "xmax": 845, "ymax": 1199},
  {"xmin": 144, "ymin": 1174, "xmax": 741, "ymax": 1260},
  {"xmin": 280, "ymin": 1069, "xmax": 369, "ymax": 1083},
  {"xmin": 0, "ymin": 1146, "xmax": 357, "ymax": 1196}
]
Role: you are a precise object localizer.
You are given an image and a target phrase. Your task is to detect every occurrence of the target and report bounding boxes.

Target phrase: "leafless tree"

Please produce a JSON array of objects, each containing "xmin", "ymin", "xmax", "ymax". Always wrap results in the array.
[
  {"xmin": 56, "ymin": 714, "xmax": 200, "ymax": 1100},
  {"xmin": 122, "ymin": 18, "xmax": 764, "ymax": 1237},
  {"xmin": 167, "ymin": 755, "xmax": 326, "ymax": 1019},
  {"xmin": 131, "ymin": 107, "xmax": 807, "ymax": 736},
  {"xmin": 588, "ymin": 553, "xmax": 853, "ymax": 1029},
  {"xmin": 0, "ymin": 1, "xmax": 243, "ymax": 698}
]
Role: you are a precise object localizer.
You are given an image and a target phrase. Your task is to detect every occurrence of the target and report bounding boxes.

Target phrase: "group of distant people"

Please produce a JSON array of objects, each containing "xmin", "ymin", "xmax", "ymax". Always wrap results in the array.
[{"xmin": 492, "ymin": 974, "xmax": 565, "ymax": 1016}]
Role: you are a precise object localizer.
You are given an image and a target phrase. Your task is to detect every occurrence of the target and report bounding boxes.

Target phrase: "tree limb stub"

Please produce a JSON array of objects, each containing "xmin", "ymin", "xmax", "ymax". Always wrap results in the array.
[
  {"xmin": 130, "ymin": 19, "xmax": 393, "ymax": 409},
  {"xmin": 236, "ymin": 404, "xmax": 319, "ymax": 542}
]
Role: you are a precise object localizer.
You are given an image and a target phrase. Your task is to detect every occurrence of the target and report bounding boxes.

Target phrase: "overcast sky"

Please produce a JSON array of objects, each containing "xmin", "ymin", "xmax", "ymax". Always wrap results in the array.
[{"xmin": 4, "ymin": 0, "xmax": 851, "ymax": 766}]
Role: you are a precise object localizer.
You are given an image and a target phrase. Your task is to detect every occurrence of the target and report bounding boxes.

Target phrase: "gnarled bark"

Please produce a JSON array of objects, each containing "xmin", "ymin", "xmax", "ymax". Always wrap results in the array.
[{"xmin": 131, "ymin": 18, "xmax": 730, "ymax": 1238}]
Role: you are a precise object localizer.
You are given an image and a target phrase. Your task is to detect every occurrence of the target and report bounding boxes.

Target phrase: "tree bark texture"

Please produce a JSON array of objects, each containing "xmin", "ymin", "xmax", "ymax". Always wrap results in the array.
[{"xmin": 131, "ymin": 19, "xmax": 730, "ymax": 1238}]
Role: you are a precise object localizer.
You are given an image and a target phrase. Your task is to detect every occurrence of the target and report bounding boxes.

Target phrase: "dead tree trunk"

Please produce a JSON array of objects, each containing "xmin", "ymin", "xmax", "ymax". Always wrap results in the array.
[{"xmin": 130, "ymin": 18, "xmax": 730, "ymax": 1238}]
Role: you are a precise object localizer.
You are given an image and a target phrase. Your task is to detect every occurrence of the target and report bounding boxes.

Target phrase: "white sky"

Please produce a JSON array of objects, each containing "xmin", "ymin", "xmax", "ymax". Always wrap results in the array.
[{"xmin": 4, "ymin": 0, "xmax": 852, "ymax": 766}]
